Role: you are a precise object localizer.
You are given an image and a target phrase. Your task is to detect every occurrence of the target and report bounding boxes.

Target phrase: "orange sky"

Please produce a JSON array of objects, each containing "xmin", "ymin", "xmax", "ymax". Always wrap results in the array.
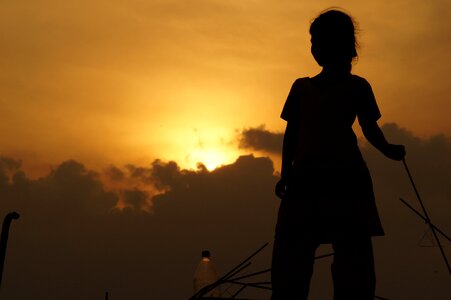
[
  {"xmin": 1, "ymin": 2, "xmax": 450, "ymax": 299},
  {"xmin": 1, "ymin": 0, "xmax": 450, "ymax": 174}
]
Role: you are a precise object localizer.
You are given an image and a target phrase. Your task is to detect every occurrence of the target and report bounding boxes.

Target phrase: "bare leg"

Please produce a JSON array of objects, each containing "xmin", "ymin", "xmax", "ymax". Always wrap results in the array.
[
  {"xmin": 331, "ymin": 237, "xmax": 375, "ymax": 300},
  {"xmin": 271, "ymin": 236, "xmax": 319, "ymax": 300}
]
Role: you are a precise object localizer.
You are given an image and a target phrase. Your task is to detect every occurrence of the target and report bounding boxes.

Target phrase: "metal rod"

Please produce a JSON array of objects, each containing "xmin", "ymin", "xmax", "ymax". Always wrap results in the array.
[
  {"xmin": 402, "ymin": 159, "xmax": 451, "ymax": 274},
  {"xmin": 229, "ymin": 253, "xmax": 333, "ymax": 283},
  {"xmin": 223, "ymin": 262, "xmax": 252, "ymax": 281},
  {"xmin": 190, "ymin": 243, "xmax": 269, "ymax": 299},
  {"xmin": 230, "ymin": 285, "xmax": 247, "ymax": 299},
  {"xmin": 400, "ymin": 198, "xmax": 451, "ymax": 242},
  {"xmin": 192, "ymin": 262, "xmax": 252, "ymax": 298},
  {"xmin": 228, "ymin": 280, "xmax": 273, "ymax": 290},
  {"xmin": 228, "ymin": 268, "xmax": 271, "ymax": 281},
  {"xmin": 222, "ymin": 243, "xmax": 269, "ymax": 281},
  {"xmin": 245, "ymin": 283, "xmax": 272, "ymax": 290}
]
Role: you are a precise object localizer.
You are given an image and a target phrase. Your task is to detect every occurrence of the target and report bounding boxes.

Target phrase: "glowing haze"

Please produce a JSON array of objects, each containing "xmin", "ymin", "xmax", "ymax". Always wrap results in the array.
[{"xmin": 1, "ymin": 0, "xmax": 450, "ymax": 175}]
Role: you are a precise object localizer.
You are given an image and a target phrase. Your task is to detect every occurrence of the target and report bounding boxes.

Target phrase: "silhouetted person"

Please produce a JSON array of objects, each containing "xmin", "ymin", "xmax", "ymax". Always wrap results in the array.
[{"xmin": 271, "ymin": 9, "xmax": 406, "ymax": 300}]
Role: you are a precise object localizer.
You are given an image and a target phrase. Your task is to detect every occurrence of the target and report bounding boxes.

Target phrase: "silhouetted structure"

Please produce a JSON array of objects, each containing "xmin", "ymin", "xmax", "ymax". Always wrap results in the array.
[
  {"xmin": 401, "ymin": 159, "xmax": 451, "ymax": 274},
  {"xmin": 0, "ymin": 211, "xmax": 20, "ymax": 289},
  {"xmin": 272, "ymin": 9, "xmax": 405, "ymax": 300}
]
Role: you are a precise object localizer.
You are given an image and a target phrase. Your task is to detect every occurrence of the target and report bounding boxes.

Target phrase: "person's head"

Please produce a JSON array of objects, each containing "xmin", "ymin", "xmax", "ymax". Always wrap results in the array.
[{"xmin": 310, "ymin": 9, "xmax": 358, "ymax": 70}]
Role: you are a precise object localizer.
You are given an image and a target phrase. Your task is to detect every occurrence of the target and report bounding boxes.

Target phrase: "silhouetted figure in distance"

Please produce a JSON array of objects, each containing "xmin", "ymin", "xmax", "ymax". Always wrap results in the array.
[{"xmin": 271, "ymin": 9, "xmax": 406, "ymax": 300}]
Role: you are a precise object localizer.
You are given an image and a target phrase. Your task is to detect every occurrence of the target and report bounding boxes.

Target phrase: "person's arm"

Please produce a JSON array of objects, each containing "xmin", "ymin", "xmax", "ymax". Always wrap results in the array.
[
  {"xmin": 355, "ymin": 77, "xmax": 405, "ymax": 160},
  {"xmin": 275, "ymin": 121, "xmax": 296, "ymax": 199},
  {"xmin": 361, "ymin": 121, "xmax": 406, "ymax": 161},
  {"xmin": 275, "ymin": 78, "xmax": 304, "ymax": 199}
]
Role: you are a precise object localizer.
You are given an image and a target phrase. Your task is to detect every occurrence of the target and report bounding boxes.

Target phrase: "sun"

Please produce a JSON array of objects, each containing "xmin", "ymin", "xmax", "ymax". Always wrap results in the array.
[
  {"xmin": 181, "ymin": 129, "xmax": 245, "ymax": 170},
  {"xmin": 148, "ymin": 125, "xmax": 244, "ymax": 172},
  {"xmin": 186, "ymin": 147, "xmax": 238, "ymax": 171}
]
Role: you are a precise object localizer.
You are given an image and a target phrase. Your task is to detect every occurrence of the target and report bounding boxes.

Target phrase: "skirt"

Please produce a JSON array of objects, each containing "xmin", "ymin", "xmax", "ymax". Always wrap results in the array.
[{"xmin": 275, "ymin": 162, "xmax": 384, "ymax": 244}]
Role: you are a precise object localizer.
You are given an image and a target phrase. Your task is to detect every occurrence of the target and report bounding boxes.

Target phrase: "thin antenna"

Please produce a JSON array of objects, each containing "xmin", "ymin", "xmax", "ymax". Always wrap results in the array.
[{"xmin": 402, "ymin": 159, "xmax": 451, "ymax": 274}]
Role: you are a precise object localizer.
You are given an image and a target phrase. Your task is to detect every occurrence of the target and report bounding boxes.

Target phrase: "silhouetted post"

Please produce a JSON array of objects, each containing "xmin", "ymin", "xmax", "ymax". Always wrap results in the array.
[
  {"xmin": 105, "ymin": 291, "xmax": 108, "ymax": 300},
  {"xmin": 0, "ymin": 212, "xmax": 20, "ymax": 289}
]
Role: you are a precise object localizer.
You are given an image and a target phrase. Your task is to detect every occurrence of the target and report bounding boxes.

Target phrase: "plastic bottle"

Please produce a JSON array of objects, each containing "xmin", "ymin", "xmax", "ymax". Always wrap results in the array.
[{"xmin": 193, "ymin": 250, "xmax": 221, "ymax": 297}]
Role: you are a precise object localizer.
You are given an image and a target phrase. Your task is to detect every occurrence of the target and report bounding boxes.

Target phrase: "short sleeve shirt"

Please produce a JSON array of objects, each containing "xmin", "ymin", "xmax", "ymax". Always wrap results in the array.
[{"xmin": 280, "ymin": 75, "xmax": 381, "ymax": 164}]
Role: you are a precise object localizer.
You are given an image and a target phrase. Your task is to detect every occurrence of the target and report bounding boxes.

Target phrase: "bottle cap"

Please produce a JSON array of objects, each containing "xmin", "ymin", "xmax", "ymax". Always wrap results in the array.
[{"xmin": 201, "ymin": 250, "xmax": 211, "ymax": 258}]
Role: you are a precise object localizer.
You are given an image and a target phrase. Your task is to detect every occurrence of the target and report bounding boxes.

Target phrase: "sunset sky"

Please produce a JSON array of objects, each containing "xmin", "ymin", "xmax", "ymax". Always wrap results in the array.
[
  {"xmin": 1, "ymin": 0, "xmax": 450, "ymax": 299},
  {"xmin": 2, "ymin": 0, "xmax": 451, "ymax": 174}
]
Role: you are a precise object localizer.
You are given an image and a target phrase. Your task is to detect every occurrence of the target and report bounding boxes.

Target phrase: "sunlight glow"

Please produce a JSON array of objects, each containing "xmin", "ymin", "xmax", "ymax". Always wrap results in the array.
[
  {"xmin": 187, "ymin": 148, "xmax": 236, "ymax": 171},
  {"xmin": 175, "ymin": 126, "xmax": 243, "ymax": 171}
]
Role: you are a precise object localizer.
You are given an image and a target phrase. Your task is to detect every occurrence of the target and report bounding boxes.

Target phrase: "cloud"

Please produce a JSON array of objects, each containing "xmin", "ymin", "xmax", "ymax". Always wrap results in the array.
[
  {"xmin": 0, "ymin": 160, "xmax": 117, "ymax": 220},
  {"xmin": 104, "ymin": 165, "xmax": 125, "ymax": 182},
  {"xmin": 0, "ymin": 154, "xmax": 280, "ymax": 299},
  {"xmin": 1, "ymin": 124, "xmax": 451, "ymax": 299},
  {"xmin": 238, "ymin": 125, "xmax": 284, "ymax": 154},
  {"xmin": 149, "ymin": 160, "xmax": 185, "ymax": 190}
]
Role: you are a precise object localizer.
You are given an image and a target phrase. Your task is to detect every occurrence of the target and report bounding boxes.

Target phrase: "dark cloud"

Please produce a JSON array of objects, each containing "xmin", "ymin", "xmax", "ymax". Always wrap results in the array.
[
  {"xmin": 121, "ymin": 189, "xmax": 150, "ymax": 212},
  {"xmin": 150, "ymin": 159, "xmax": 185, "ymax": 190},
  {"xmin": 0, "ymin": 154, "xmax": 280, "ymax": 300},
  {"xmin": 1, "ymin": 125, "xmax": 451, "ymax": 299},
  {"xmin": 238, "ymin": 125, "xmax": 284, "ymax": 154},
  {"xmin": 104, "ymin": 165, "xmax": 125, "ymax": 182}
]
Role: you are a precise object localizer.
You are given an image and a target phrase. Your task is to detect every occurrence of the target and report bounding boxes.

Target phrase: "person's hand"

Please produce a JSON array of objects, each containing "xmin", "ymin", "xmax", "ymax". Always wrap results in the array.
[
  {"xmin": 275, "ymin": 178, "xmax": 287, "ymax": 200},
  {"xmin": 384, "ymin": 144, "xmax": 406, "ymax": 161}
]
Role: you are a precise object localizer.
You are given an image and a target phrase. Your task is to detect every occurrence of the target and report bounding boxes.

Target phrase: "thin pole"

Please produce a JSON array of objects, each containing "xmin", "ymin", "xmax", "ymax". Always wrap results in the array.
[
  {"xmin": 223, "ymin": 262, "xmax": 252, "ymax": 282},
  {"xmin": 221, "ymin": 243, "xmax": 269, "ymax": 281},
  {"xmin": 228, "ymin": 268, "xmax": 271, "ymax": 282},
  {"xmin": 230, "ymin": 285, "xmax": 247, "ymax": 299},
  {"xmin": 402, "ymin": 159, "xmax": 451, "ymax": 274},
  {"xmin": 0, "ymin": 212, "xmax": 20, "ymax": 289}
]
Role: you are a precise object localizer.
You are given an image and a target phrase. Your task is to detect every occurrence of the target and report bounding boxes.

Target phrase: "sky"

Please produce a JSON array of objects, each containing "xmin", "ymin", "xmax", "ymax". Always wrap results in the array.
[
  {"xmin": 1, "ymin": 0, "xmax": 451, "ymax": 173},
  {"xmin": 0, "ymin": 0, "xmax": 450, "ymax": 299}
]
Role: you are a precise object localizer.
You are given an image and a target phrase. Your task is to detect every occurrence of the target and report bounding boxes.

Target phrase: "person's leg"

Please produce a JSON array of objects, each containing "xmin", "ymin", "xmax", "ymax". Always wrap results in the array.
[
  {"xmin": 331, "ymin": 237, "xmax": 376, "ymax": 300},
  {"xmin": 271, "ymin": 236, "xmax": 318, "ymax": 300}
]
